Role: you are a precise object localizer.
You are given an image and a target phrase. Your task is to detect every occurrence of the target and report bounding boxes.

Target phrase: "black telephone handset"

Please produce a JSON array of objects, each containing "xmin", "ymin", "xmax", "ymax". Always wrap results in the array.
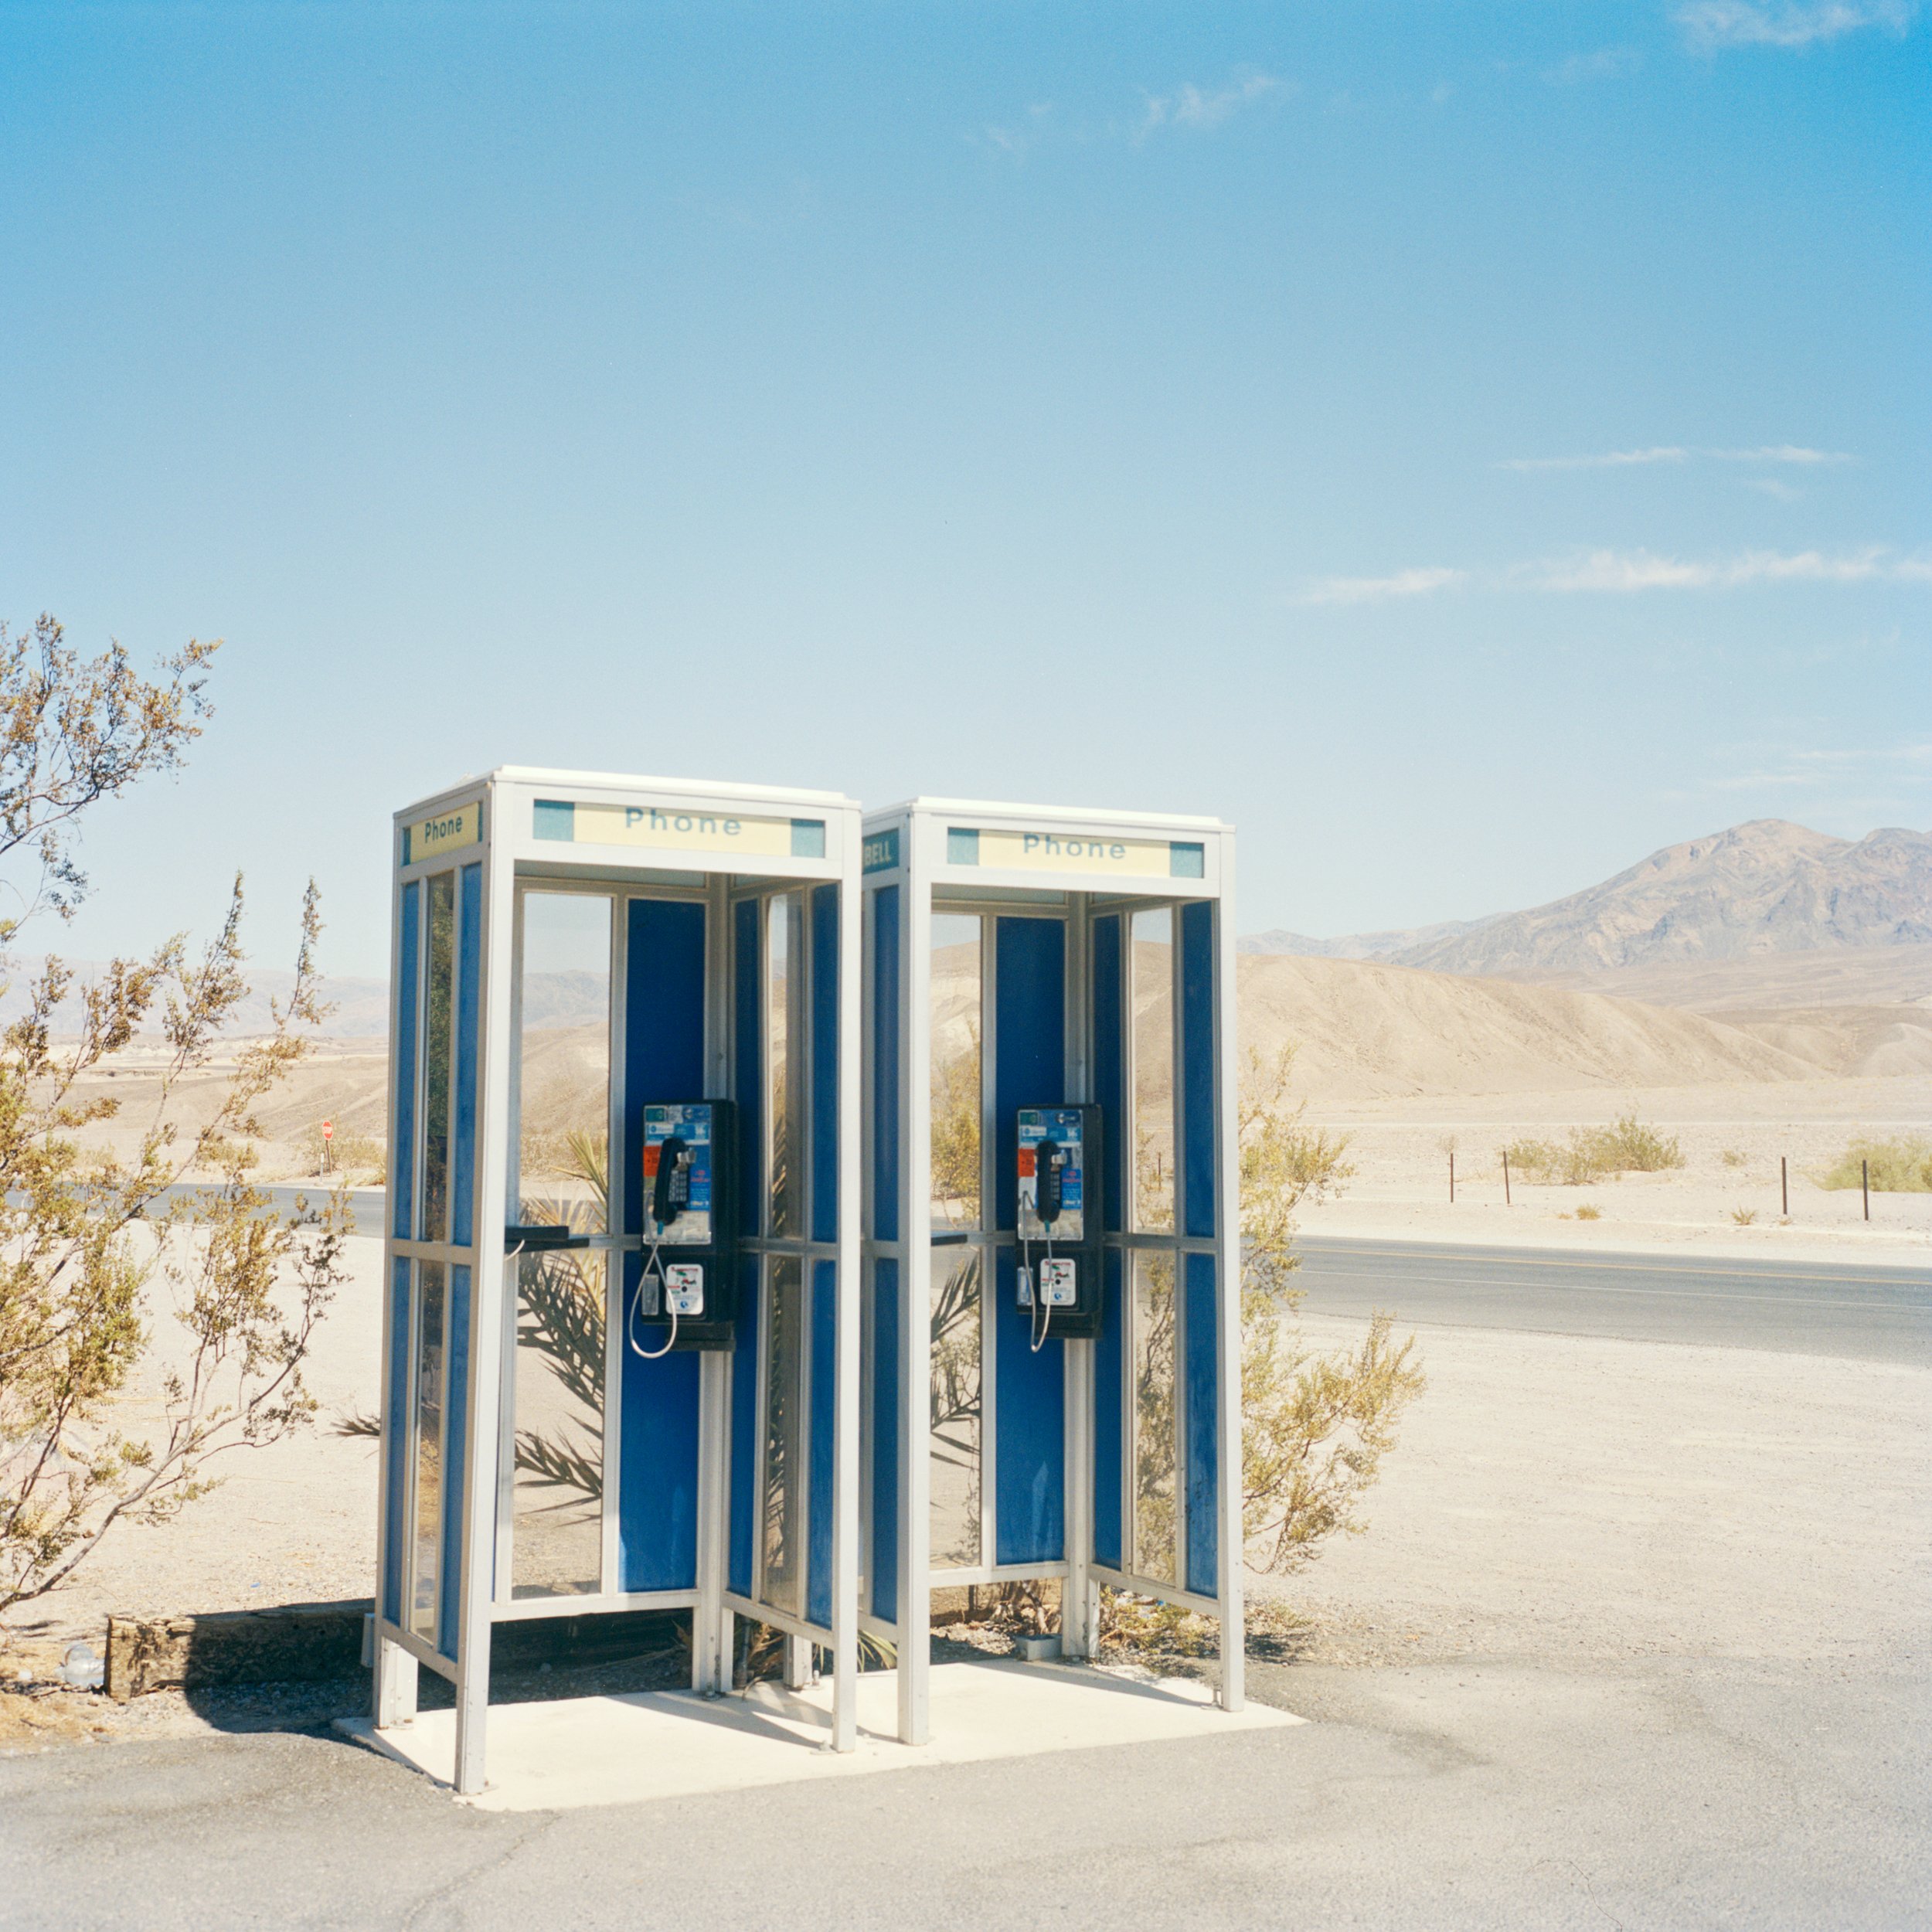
[
  {"xmin": 652, "ymin": 1134, "xmax": 692, "ymax": 1230},
  {"xmin": 1034, "ymin": 1138, "xmax": 1065, "ymax": 1228}
]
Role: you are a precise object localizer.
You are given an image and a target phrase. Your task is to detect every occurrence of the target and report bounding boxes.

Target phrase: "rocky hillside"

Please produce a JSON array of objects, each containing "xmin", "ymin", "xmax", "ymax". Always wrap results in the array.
[
  {"xmin": 1246, "ymin": 820, "xmax": 1931, "ymax": 977},
  {"xmin": 1237, "ymin": 954, "xmax": 1821, "ymax": 1103}
]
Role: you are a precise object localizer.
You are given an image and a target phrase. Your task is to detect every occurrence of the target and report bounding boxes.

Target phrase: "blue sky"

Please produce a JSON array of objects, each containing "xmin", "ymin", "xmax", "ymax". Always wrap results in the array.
[{"xmin": 2, "ymin": 1, "xmax": 1926, "ymax": 977}]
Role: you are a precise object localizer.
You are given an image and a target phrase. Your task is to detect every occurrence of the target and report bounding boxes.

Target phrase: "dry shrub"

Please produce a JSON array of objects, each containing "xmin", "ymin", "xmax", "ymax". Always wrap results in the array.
[
  {"xmin": 1237, "ymin": 1046, "xmax": 1423, "ymax": 1575},
  {"xmin": 1818, "ymin": 1135, "xmax": 1932, "ymax": 1193},
  {"xmin": 0, "ymin": 616, "xmax": 347, "ymax": 1614},
  {"xmin": 1505, "ymin": 1114, "xmax": 1684, "ymax": 1186}
]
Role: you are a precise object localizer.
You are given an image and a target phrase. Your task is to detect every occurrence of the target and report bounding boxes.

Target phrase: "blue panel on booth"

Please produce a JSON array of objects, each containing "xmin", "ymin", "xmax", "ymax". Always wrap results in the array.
[
  {"xmin": 438, "ymin": 1264, "xmax": 471, "ymax": 1658},
  {"xmin": 1090, "ymin": 913, "xmax": 1124, "ymax": 1236},
  {"xmin": 382, "ymin": 1256, "xmax": 411, "ymax": 1623},
  {"xmin": 870, "ymin": 1257, "xmax": 900, "ymax": 1624},
  {"xmin": 1093, "ymin": 1246, "xmax": 1124, "ymax": 1570},
  {"xmin": 1181, "ymin": 901, "xmax": 1216, "ymax": 1240},
  {"xmin": 619, "ymin": 896, "xmax": 708, "ymax": 1592},
  {"xmin": 808, "ymin": 1258, "xmax": 836, "ymax": 1628},
  {"xmin": 392, "ymin": 883, "xmax": 420, "ymax": 1240},
  {"xmin": 625, "ymin": 898, "xmax": 707, "ymax": 1235},
  {"xmin": 994, "ymin": 1245, "xmax": 1064, "ymax": 1566},
  {"xmin": 734, "ymin": 897, "xmax": 762, "ymax": 1236},
  {"xmin": 728, "ymin": 1254, "xmax": 761, "ymax": 1598},
  {"xmin": 620, "ymin": 1348, "xmax": 701, "ymax": 1590},
  {"xmin": 1184, "ymin": 1251, "xmax": 1219, "ymax": 1599},
  {"xmin": 451, "ymin": 864, "xmax": 482, "ymax": 1248},
  {"xmin": 994, "ymin": 917, "xmax": 1064, "ymax": 1231},
  {"xmin": 811, "ymin": 885, "xmax": 838, "ymax": 1247},
  {"xmin": 871, "ymin": 887, "xmax": 900, "ymax": 1242}
]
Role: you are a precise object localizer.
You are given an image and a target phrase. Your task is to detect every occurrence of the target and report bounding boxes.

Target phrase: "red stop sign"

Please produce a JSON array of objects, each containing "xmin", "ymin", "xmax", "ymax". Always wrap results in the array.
[{"xmin": 321, "ymin": 1121, "xmax": 334, "ymax": 1141}]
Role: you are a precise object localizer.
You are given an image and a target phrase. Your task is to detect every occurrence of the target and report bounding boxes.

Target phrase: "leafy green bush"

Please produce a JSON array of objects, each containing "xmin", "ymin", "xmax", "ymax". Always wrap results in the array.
[
  {"xmin": 1503, "ymin": 1114, "xmax": 1684, "ymax": 1187},
  {"xmin": 1818, "ymin": 1135, "xmax": 1932, "ymax": 1193}
]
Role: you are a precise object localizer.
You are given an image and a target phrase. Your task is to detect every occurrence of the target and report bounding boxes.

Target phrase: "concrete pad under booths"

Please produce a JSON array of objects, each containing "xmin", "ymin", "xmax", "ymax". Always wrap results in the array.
[{"xmin": 335, "ymin": 1657, "xmax": 1303, "ymax": 1811}]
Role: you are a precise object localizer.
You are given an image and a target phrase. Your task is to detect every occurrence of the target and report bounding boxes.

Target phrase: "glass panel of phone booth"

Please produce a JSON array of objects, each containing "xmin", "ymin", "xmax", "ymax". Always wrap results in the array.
[
  {"xmin": 1129, "ymin": 1249, "xmax": 1179, "ymax": 1587},
  {"xmin": 767, "ymin": 893, "xmax": 804, "ymax": 1240},
  {"xmin": 422, "ymin": 876, "xmax": 456, "ymax": 1243},
  {"xmin": 511, "ymin": 1248, "xmax": 605, "ymax": 1599},
  {"xmin": 1130, "ymin": 906, "xmax": 1175, "ymax": 1233},
  {"xmin": 930, "ymin": 1245, "xmax": 982, "ymax": 1570},
  {"xmin": 930, "ymin": 914, "xmax": 981, "ymax": 1232},
  {"xmin": 518, "ymin": 893, "xmax": 611, "ymax": 1233},
  {"xmin": 760, "ymin": 1255, "xmax": 806, "ymax": 1617},
  {"xmin": 410, "ymin": 1260, "xmax": 447, "ymax": 1640},
  {"xmin": 722, "ymin": 883, "xmax": 840, "ymax": 1634}
]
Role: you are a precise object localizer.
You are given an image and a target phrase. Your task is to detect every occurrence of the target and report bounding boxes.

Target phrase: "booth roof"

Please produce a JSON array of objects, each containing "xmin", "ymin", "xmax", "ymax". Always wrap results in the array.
[{"xmin": 866, "ymin": 797, "xmax": 1230, "ymax": 834}]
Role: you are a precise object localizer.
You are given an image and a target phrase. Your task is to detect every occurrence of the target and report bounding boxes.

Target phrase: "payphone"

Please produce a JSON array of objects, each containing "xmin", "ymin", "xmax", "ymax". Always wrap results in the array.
[
  {"xmin": 630, "ymin": 1099, "xmax": 741, "ymax": 1356},
  {"xmin": 1015, "ymin": 1104, "xmax": 1103, "ymax": 1344}
]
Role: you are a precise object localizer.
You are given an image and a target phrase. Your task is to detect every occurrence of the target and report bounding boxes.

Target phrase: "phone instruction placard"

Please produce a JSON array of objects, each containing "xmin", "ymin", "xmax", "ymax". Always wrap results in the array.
[
  {"xmin": 643, "ymin": 1103, "xmax": 714, "ymax": 1244},
  {"xmin": 1017, "ymin": 1106, "xmax": 1086, "ymax": 1243}
]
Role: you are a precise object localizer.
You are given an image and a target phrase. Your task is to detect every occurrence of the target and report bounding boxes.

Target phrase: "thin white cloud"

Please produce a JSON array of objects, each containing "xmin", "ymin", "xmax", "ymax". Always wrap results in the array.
[
  {"xmin": 1675, "ymin": 0, "xmax": 1915, "ymax": 48},
  {"xmin": 1300, "ymin": 566, "xmax": 1468, "ymax": 606},
  {"xmin": 979, "ymin": 103, "xmax": 1053, "ymax": 158},
  {"xmin": 1500, "ymin": 447, "xmax": 1689, "ymax": 471},
  {"xmin": 1139, "ymin": 73, "xmax": 1280, "ymax": 138},
  {"xmin": 1705, "ymin": 741, "xmax": 1932, "ymax": 792},
  {"xmin": 1790, "ymin": 742, "xmax": 1932, "ymax": 764},
  {"xmin": 1499, "ymin": 443, "xmax": 1851, "ymax": 471},
  {"xmin": 1529, "ymin": 546, "xmax": 1922, "ymax": 590},
  {"xmin": 1709, "ymin": 444, "xmax": 1853, "ymax": 464},
  {"xmin": 1545, "ymin": 47, "xmax": 1644, "ymax": 81},
  {"xmin": 1296, "ymin": 546, "xmax": 1931, "ymax": 603}
]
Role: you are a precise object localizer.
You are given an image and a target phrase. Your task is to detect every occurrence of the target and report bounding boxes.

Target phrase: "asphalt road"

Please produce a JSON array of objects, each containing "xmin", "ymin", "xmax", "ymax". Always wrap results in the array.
[
  {"xmin": 2, "ymin": 1651, "xmax": 1924, "ymax": 1931},
  {"xmin": 1293, "ymin": 1234, "xmax": 1932, "ymax": 1366}
]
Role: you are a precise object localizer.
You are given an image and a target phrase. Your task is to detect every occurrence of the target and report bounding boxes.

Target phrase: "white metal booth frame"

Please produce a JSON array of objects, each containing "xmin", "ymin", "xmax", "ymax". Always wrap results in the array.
[
  {"xmin": 860, "ymin": 799, "xmax": 1243, "ymax": 1744},
  {"xmin": 373, "ymin": 768, "xmax": 863, "ymax": 1794}
]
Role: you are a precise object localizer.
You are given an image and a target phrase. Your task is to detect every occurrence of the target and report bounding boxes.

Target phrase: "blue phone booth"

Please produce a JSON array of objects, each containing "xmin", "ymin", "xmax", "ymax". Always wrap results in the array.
[
  {"xmin": 374, "ymin": 769, "xmax": 863, "ymax": 1793},
  {"xmin": 859, "ymin": 799, "xmax": 1243, "ymax": 1744}
]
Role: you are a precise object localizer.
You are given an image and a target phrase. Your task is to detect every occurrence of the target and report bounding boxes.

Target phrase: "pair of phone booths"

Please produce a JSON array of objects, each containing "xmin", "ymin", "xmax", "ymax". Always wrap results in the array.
[{"xmin": 375, "ymin": 770, "xmax": 1240, "ymax": 1793}]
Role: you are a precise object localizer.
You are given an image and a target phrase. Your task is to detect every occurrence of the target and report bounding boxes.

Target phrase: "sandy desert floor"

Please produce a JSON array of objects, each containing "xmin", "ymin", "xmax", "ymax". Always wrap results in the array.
[{"xmin": 1295, "ymin": 1075, "xmax": 1932, "ymax": 1262}]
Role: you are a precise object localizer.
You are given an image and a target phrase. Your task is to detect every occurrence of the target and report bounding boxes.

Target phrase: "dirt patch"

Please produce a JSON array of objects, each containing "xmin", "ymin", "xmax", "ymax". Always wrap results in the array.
[{"xmin": 1261, "ymin": 1313, "xmax": 1932, "ymax": 1669}]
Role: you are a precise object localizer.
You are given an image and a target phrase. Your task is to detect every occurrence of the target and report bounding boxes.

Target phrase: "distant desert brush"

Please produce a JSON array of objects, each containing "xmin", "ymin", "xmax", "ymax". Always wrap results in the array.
[
  {"xmin": 1504, "ymin": 1114, "xmax": 1684, "ymax": 1187},
  {"xmin": 1730, "ymin": 1206, "xmax": 1758, "ymax": 1226},
  {"xmin": 1573, "ymin": 1203, "xmax": 1602, "ymax": 1219},
  {"xmin": 1818, "ymin": 1135, "xmax": 1932, "ymax": 1193}
]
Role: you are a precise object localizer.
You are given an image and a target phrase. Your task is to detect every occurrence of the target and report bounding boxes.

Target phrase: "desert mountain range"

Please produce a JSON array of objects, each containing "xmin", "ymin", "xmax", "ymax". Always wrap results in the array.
[
  {"xmin": 1243, "ymin": 819, "xmax": 1931, "ymax": 975},
  {"xmin": 11, "ymin": 818, "xmax": 1930, "ymax": 1129}
]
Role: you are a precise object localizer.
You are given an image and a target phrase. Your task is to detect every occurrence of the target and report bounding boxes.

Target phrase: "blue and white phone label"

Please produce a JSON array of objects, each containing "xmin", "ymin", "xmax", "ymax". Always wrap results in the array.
[
  {"xmin": 644, "ymin": 1102, "xmax": 715, "ymax": 1244},
  {"xmin": 1017, "ymin": 1106, "xmax": 1086, "ymax": 1242}
]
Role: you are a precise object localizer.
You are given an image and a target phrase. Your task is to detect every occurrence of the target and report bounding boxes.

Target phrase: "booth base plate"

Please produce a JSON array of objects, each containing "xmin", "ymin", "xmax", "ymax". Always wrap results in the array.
[{"xmin": 336, "ymin": 1658, "xmax": 1301, "ymax": 1810}]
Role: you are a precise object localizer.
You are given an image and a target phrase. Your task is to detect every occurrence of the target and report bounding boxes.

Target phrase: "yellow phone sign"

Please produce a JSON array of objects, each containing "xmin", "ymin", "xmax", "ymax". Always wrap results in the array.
[{"xmin": 403, "ymin": 801, "xmax": 483, "ymax": 866}]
